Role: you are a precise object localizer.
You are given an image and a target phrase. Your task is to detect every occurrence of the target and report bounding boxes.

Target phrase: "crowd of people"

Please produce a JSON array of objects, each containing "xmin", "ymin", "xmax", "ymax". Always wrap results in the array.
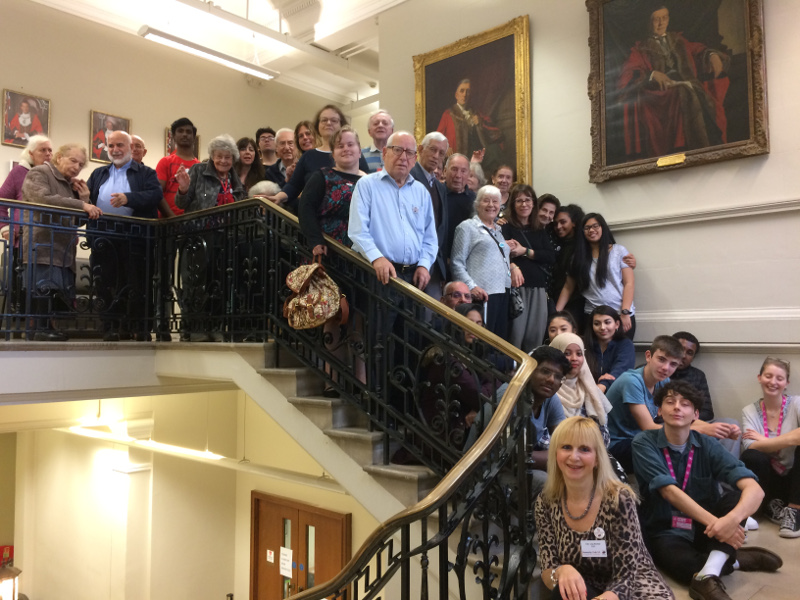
[{"xmin": 2, "ymin": 103, "xmax": 797, "ymax": 600}]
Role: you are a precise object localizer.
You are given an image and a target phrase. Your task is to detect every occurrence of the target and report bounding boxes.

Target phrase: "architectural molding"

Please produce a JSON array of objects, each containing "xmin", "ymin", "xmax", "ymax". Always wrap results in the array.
[
  {"xmin": 609, "ymin": 198, "xmax": 800, "ymax": 231},
  {"xmin": 635, "ymin": 306, "xmax": 800, "ymax": 323}
]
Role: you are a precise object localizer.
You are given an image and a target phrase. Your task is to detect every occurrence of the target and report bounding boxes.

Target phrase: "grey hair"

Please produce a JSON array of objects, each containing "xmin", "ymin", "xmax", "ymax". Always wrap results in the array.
[
  {"xmin": 420, "ymin": 131, "xmax": 448, "ymax": 150},
  {"xmin": 469, "ymin": 162, "xmax": 486, "ymax": 187},
  {"xmin": 444, "ymin": 153, "xmax": 469, "ymax": 170},
  {"xmin": 275, "ymin": 127, "xmax": 294, "ymax": 140},
  {"xmin": 457, "ymin": 78, "xmax": 471, "ymax": 87},
  {"xmin": 208, "ymin": 134, "xmax": 239, "ymax": 162},
  {"xmin": 368, "ymin": 109, "xmax": 394, "ymax": 128},
  {"xmin": 474, "ymin": 184, "xmax": 501, "ymax": 211},
  {"xmin": 249, "ymin": 180, "xmax": 281, "ymax": 196},
  {"xmin": 20, "ymin": 134, "xmax": 51, "ymax": 165},
  {"xmin": 386, "ymin": 130, "xmax": 416, "ymax": 147}
]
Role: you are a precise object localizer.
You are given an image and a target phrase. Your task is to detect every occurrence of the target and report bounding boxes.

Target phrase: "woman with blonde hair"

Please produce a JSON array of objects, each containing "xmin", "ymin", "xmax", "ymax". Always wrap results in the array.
[{"xmin": 535, "ymin": 416, "xmax": 673, "ymax": 600}]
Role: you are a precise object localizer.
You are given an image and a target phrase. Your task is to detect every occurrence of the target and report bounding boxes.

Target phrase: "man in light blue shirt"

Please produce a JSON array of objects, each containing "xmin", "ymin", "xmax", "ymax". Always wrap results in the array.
[{"xmin": 349, "ymin": 130, "xmax": 438, "ymax": 290}]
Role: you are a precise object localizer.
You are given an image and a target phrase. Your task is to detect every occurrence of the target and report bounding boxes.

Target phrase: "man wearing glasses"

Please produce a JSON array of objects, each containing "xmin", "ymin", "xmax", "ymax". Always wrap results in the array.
[
  {"xmin": 255, "ymin": 127, "xmax": 278, "ymax": 167},
  {"xmin": 441, "ymin": 281, "xmax": 472, "ymax": 309}
]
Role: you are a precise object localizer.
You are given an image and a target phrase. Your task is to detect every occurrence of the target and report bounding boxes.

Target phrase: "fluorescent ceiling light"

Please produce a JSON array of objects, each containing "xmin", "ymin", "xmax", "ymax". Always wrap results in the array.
[
  {"xmin": 69, "ymin": 425, "xmax": 134, "ymax": 443},
  {"xmin": 136, "ymin": 439, "xmax": 224, "ymax": 460},
  {"xmin": 138, "ymin": 25, "xmax": 278, "ymax": 81}
]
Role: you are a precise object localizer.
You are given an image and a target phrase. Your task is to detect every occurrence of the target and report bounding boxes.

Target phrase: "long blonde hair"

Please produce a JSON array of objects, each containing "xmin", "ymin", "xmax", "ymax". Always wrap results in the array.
[{"xmin": 541, "ymin": 416, "xmax": 633, "ymax": 505}]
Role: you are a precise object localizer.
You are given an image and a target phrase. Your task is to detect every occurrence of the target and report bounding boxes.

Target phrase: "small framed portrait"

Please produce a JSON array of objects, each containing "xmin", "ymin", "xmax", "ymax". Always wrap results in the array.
[
  {"xmin": 165, "ymin": 127, "xmax": 201, "ymax": 158},
  {"xmin": 3, "ymin": 89, "xmax": 51, "ymax": 149},
  {"xmin": 90, "ymin": 110, "xmax": 132, "ymax": 163},
  {"xmin": 413, "ymin": 16, "xmax": 531, "ymax": 184},
  {"xmin": 587, "ymin": 0, "xmax": 768, "ymax": 182}
]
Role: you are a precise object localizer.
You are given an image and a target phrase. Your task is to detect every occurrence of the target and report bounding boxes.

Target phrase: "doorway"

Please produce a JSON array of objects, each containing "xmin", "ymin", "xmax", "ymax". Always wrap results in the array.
[{"xmin": 250, "ymin": 491, "xmax": 351, "ymax": 599}]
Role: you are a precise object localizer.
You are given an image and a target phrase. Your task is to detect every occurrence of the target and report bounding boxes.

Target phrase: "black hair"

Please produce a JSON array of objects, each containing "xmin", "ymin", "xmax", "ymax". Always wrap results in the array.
[
  {"xmin": 554, "ymin": 204, "xmax": 585, "ymax": 238},
  {"xmin": 572, "ymin": 212, "xmax": 616, "ymax": 292},
  {"xmin": 530, "ymin": 346, "xmax": 571, "ymax": 378},
  {"xmin": 673, "ymin": 331, "xmax": 700, "ymax": 355},
  {"xmin": 547, "ymin": 311, "xmax": 578, "ymax": 334},
  {"xmin": 583, "ymin": 305, "xmax": 626, "ymax": 379},
  {"xmin": 537, "ymin": 193, "xmax": 561, "ymax": 211},
  {"xmin": 654, "ymin": 381, "xmax": 704, "ymax": 413},
  {"xmin": 170, "ymin": 117, "xmax": 197, "ymax": 136},
  {"xmin": 454, "ymin": 303, "xmax": 481, "ymax": 318},
  {"xmin": 255, "ymin": 127, "xmax": 276, "ymax": 141}
]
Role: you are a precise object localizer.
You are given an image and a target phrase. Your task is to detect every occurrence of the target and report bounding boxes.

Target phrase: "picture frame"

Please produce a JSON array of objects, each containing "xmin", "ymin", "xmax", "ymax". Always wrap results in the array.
[
  {"xmin": 165, "ymin": 127, "xmax": 201, "ymax": 158},
  {"xmin": 90, "ymin": 110, "xmax": 132, "ymax": 164},
  {"xmin": 413, "ymin": 16, "xmax": 531, "ymax": 183},
  {"xmin": 587, "ymin": 0, "xmax": 768, "ymax": 183},
  {"xmin": 3, "ymin": 89, "xmax": 51, "ymax": 149}
]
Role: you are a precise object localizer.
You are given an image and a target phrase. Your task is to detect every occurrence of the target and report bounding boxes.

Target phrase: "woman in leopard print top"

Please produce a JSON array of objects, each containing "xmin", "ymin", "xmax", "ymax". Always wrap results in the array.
[{"xmin": 534, "ymin": 416, "xmax": 673, "ymax": 599}]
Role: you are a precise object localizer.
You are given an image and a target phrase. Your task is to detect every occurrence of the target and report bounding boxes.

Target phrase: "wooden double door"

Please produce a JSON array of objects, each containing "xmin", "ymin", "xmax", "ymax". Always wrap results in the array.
[{"xmin": 250, "ymin": 491, "xmax": 351, "ymax": 599}]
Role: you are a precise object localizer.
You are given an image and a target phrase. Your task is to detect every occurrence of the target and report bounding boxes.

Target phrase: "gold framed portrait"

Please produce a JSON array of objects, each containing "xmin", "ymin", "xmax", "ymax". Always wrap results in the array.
[
  {"xmin": 587, "ymin": 0, "xmax": 768, "ymax": 183},
  {"xmin": 3, "ymin": 89, "xmax": 51, "ymax": 149},
  {"xmin": 90, "ymin": 110, "xmax": 132, "ymax": 164},
  {"xmin": 413, "ymin": 16, "xmax": 531, "ymax": 184}
]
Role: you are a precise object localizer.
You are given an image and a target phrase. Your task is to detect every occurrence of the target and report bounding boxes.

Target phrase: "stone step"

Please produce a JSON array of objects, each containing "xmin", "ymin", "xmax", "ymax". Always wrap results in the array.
[
  {"xmin": 323, "ymin": 427, "xmax": 388, "ymax": 467},
  {"xmin": 258, "ymin": 367, "xmax": 324, "ymax": 397},
  {"xmin": 363, "ymin": 463, "xmax": 439, "ymax": 506},
  {"xmin": 263, "ymin": 341, "xmax": 306, "ymax": 369},
  {"xmin": 288, "ymin": 395, "xmax": 369, "ymax": 430}
]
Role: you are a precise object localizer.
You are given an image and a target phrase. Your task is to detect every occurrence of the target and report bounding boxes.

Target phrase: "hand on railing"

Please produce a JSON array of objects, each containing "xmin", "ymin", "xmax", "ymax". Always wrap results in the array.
[{"xmin": 82, "ymin": 202, "xmax": 102, "ymax": 220}]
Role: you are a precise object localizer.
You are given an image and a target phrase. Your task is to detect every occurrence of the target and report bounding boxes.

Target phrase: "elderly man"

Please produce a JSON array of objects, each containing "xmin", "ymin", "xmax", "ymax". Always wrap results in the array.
[
  {"xmin": 131, "ymin": 135, "xmax": 147, "ymax": 163},
  {"xmin": 349, "ymin": 131, "xmax": 437, "ymax": 289},
  {"xmin": 87, "ymin": 130, "xmax": 162, "ymax": 341},
  {"xmin": 256, "ymin": 126, "xmax": 278, "ymax": 167},
  {"xmin": 264, "ymin": 128, "xmax": 296, "ymax": 188},
  {"xmin": 442, "ymin": 153, "xmax": 475, "ymax": 264},
  {"xmin": 362, "ymin": 110, "xmax": 394, "ymax": 172},
  {"xmin": 441, "ymin": 281, "xmax": 472, "ymax": 309},
  {"xmin": 410, "ymin": 132, "xmax": 449, "ymax": 297}
]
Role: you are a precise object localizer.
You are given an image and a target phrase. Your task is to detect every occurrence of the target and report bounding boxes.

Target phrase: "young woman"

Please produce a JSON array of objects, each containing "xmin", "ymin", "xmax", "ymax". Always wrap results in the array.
[
  {"xmin": 547, "ymin": 311, "xmax": 578, "ymax": 344},
  {"xmin": 556, "ymin": 213, "xmax": 636, "ymax": 339},
  {"xmin": 741, "ymin": 358, "xmax": 800, "ymax": 538},
  {"xmin": 502, "ymin": 184, "xmax": 555, "ymax": 351},
  {"xmin": 535, "ymin": 416, "xmax": 674, "ymax": 600},
  {"xmin": 549, "ymin": 204, "xmax": 585, "ymax": 331},
  {"xmin": 549, "ymin": 333, "xmax": 613, "ymax": 435},
  {"xmin": 582, "ymin": 306, "xmax": 635, "ymax": 393},
  {"xmin": 234, "ymin": 137, "xmax": 264, "ymax": 193}
]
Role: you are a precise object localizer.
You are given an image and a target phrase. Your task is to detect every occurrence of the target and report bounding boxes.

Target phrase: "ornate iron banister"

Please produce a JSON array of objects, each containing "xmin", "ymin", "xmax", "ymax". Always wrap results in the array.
[{"xmin": 1, "ymin": 196, "xmax": 540, "ymax": 599}]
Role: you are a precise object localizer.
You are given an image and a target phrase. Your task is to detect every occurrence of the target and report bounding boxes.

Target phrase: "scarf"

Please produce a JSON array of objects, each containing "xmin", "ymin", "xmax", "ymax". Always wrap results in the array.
[{"xmin": 549, "ymin": 333, "xmax": 613, "ymax": 425}]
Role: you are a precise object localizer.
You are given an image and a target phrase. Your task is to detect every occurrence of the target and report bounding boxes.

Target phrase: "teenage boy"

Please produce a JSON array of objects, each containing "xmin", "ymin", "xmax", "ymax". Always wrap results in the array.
[
  {"xmin": 633, "ymin": 381, "xmax": 782, "ymax": 600},
  {"xmin": 156, "ymin": 117, "xmax": 199, "ymax": 217},
  {"xmin": 607, "ymin": 335, "xmax": 739, "ymax": 472}
]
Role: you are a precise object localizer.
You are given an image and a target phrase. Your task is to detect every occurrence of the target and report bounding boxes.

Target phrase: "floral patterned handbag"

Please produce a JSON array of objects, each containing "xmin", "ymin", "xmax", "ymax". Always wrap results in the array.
[{"xmin": 283, "ymin": 256, "xmax": 348, "ymax": 329}]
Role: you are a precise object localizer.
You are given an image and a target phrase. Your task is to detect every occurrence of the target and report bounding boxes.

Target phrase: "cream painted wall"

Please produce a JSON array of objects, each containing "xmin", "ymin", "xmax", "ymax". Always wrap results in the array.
[
  {"xmin": 0, "ymin": 433, "xmax": 15, "ymax": 546},
  {"xmin": 378, "ymin": 0, "xmax": 800, "ymax": 414},
  {"xmin": 0, "ymin": 0, "xmax": 327, "ymax": 177}
]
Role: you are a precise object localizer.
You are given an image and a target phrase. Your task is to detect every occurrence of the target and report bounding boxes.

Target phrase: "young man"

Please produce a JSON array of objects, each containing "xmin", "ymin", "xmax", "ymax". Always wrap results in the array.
[
  {"xmin": 633, "ymin": 381, "xmax": 782, "ymax": 600},
  {"xmin": 156, "ymin": 117, "xmax": 198, "ymax": 217},
  {"xmin": 607, "ymin": 335, "xmax": 738, "ymax": 472},
  {"xmin": 256, "ymin": 126, "xmax": 277, "ymax": 167}
]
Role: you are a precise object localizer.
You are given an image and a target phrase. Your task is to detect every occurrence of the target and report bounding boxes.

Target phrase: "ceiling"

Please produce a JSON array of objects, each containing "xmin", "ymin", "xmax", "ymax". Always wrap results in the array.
[{"xmin": 32, "ymin": 0, "xmax": 406, "ymax": 108}]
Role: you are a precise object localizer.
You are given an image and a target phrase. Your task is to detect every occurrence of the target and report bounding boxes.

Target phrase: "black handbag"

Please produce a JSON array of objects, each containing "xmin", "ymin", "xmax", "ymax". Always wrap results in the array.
[{"xmin": 509, "ymin": 286, "xmax": 524, "ymax": 320}]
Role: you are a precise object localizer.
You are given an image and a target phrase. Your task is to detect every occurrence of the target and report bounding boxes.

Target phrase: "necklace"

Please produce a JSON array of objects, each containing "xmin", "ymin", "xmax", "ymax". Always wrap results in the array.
[{"xmin": 563, "ymin": 481, "xmax": 596, "ymax": 520}]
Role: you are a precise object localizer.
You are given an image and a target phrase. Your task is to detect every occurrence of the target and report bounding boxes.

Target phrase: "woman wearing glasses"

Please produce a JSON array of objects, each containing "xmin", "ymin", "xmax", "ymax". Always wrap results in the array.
[
  {"xmin": 501, "ymin": 184, "xmax": 555, "ymax": 351},
  {"xmin": 450, "ymin": 185, "xmax": 517, "ymax": 340},
  {"xmin": 555, "ymin": 213, "xmax": 636, "ymax": 339},
  {"xmin": 268, "ymin": 105, "xmax": 369, "ymax": 212}
]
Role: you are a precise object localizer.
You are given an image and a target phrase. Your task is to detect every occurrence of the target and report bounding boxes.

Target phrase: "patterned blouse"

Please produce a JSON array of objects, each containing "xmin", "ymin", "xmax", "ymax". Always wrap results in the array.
[
  {"xmin": 299, "ymin": 167, "xmax": 361, "ymax": 249},
  {"xmin": 534, "ymin": 489, "xmax": 674, "ymax": 599}
]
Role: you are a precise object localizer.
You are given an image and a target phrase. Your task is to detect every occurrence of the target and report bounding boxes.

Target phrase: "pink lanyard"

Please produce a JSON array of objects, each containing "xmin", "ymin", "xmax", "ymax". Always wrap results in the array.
[
  {"xmin": 663, "ymin": 447, "xmax": 695, "ymax": 491},
  {"xmin": 762, "ymin": 396, "xmax": 787, "ymax": 438}
]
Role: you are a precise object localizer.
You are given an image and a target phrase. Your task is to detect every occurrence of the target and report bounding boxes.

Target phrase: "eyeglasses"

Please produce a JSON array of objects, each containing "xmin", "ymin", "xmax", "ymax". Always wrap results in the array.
[
  {"xmin": 259, "ymin": 135, "xmax": 275, "ymax": 142},
  {"xmin": 445, "ymin": 291, "xmax": 472, "ymax": 301},
  {"xmin": 583, "ymin": 223, "xmax": 602, "ymax": 232},
  {"xmin": 515, "ymin": 198, "xmax": 534, "ymax": 205},
  {"xmin": 387, "ymin": 146, "xmax": 417, "ymax": 158},
  {"xmin": 320, "ymin": 117, "xmax": 341, "ymax": 125}
]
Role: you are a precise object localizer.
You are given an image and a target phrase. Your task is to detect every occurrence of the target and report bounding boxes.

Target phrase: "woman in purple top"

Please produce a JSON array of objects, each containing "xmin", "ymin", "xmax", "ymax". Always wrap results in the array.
[{"xmin": 1, "ymin": 135, "xmax": 53, "ymax": 244}]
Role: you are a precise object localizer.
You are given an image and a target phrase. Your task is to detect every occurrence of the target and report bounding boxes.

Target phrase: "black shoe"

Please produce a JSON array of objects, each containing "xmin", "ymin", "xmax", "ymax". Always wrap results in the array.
[
  {"xmin": 33, "ymin": 330, "xmax": 68, "ymax": 342},
  {"xmin": 736, "ymin": 547, "xmax": 783, "ymax": 571},
  {"xmin": 322, "ymin": 386, "xmax": 340, "ymax": 398},
  {"xmin": 688, "ymin": 574, "xmax": 731, "ymax": 600},
  {"xmin": 103, "ymin": 332, "xmax": 121, "ymax": 342}
]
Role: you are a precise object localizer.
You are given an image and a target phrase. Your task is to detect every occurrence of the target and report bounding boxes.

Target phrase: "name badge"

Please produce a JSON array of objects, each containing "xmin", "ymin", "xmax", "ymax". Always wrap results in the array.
[
  {"xmin": 580, "ymin": 540, "xmax": 607, "ymax": 558},
  {"xmin": 672, "ymin": 515, "xmax": 693, "ymax": 530},
  {"xmin": 771, "ymin": 458, "xmax": 788, "ymax": 475}
]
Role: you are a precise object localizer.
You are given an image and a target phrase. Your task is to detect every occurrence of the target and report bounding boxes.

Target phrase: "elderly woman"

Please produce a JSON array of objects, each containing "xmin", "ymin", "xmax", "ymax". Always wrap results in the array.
[
  {"xmin": 234, "ymin": 137, "xmax": 264, "ymax": 194},
  {"xmin": 535, "ymin": 416, "xmax": 674, "ymax": 600},
  {"xmin": 450, "ymin": 185, "xmax": 520, "ymax": 339},
  {"xmin": 468, "ymin": 162, "xmax": 486, "ymax": 192},
  {"xmin": 270, "ymin": 106, "xmax": 369, "ymax": 212},
  {"xmin": 502, "ymin": 184, "xmax": 555, "ymax": 351},
  {"xmin": 21, "ymin": 143, "xmax": 102, "ymax": 341},
  {"xmin": 1, "ymin": 135, "xmax": 53, "ymax": 243},
  {"xmin": 175, "ymin": 134, "xmax": 245, "ymax": 212}
]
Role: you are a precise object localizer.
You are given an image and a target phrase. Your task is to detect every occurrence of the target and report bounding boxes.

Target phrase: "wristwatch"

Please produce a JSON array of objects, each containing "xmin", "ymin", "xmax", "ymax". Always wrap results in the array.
[{"xmin": 620, "ymin": 309, "xmax": 632, "ymax": 315}]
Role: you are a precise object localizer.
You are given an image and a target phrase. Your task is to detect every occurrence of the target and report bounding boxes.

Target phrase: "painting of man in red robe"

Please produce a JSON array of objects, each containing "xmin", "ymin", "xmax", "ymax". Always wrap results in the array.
[
  {"xmin": 617, "ymin": 4, "xmax": 731, "ymax": 160},
  {"xmin": 3, "ymin": 90, "xmax": 50, "ymax": 149}
]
